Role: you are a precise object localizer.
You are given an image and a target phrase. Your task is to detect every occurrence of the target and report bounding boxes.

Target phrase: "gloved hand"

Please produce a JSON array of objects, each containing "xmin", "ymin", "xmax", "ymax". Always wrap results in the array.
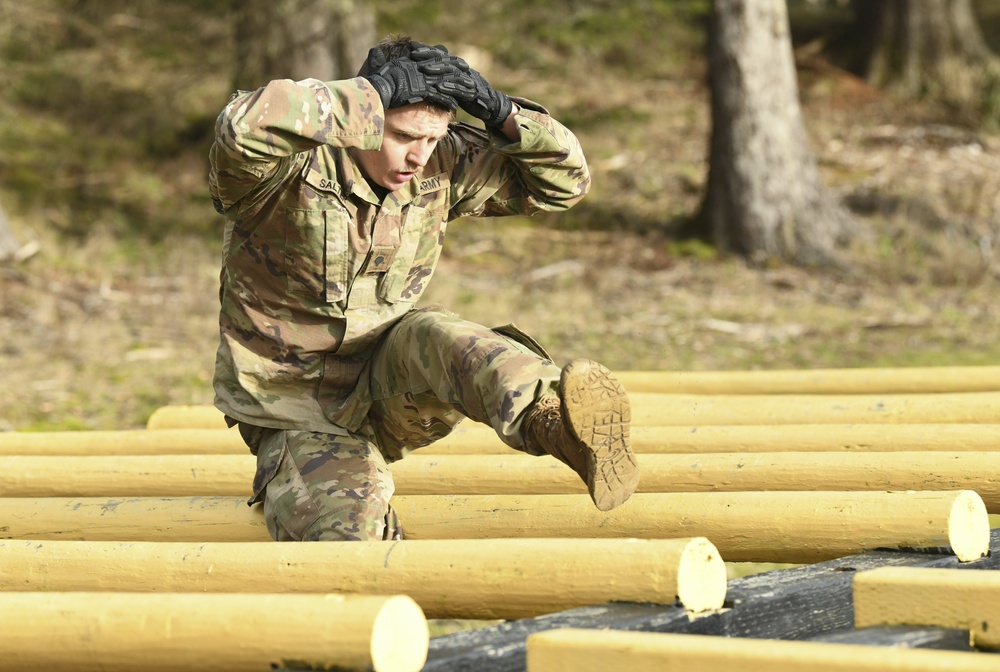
[
  {"xmin": 361, "ymin": 43, "xmax": 466, "ymax": 111},
  {"xmin": 428, "ymin": 56, "xmax": 513, "ymax": 128}
]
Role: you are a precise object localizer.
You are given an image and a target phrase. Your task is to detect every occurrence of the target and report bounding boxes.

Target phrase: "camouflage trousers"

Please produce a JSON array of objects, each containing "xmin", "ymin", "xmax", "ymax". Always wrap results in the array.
[{"xmin": 240, "ymin": 307, "xmax": 561, "ymax": 542}]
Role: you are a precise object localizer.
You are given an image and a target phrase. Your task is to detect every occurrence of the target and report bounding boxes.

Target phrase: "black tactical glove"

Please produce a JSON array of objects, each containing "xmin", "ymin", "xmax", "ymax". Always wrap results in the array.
[
  {"xmin": 361, "ymin": 43, "xmax": 464, "ymax": 111},
  {"xmin": 429, "ymin": 58, "xmax": 513, "ymax": 128}
]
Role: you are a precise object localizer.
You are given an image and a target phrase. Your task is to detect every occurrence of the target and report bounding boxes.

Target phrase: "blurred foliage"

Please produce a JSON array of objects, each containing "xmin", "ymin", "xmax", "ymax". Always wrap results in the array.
[{"xmin": 1, "ymin": 0, "xmax": 999, "ymax": 241}]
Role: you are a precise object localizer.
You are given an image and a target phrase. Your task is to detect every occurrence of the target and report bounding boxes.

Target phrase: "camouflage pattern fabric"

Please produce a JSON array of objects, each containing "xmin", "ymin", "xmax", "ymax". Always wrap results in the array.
[
  {"xmin": 209, "ymin": 76, "xmax": 589, "ymax": 436},
  {"xmin": 209, "ymin": 75, "xmax": 590, "ymax": 541},
  {"xmin": 243, "ymin": 306, "xmax": 560, "ymax": 541}
]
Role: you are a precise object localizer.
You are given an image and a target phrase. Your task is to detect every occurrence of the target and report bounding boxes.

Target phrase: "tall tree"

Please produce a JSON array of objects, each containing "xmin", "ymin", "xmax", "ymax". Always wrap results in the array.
[
  {"xmin": 855, "ymin": 0, "xmax": 1000, "ymax": 127},
  {"xmin": 233, "ymin": 0, "xmax": 376, "ymax": 91},
  {"xmin": 699, "ymin": 0, "xmax": 853, "ymax": 267},
  {"xmin": 0, "ymin": 202, "xmax": 23, "ymax": 262}
]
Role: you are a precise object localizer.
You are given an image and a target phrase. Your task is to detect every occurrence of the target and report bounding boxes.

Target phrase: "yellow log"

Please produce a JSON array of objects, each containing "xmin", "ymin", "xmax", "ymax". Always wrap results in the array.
[
  {"xmin": 0, "ymin": 592, "xmax": 427, "ymax": 672},
  {"xmin": 0, "ymin": 496, "xmax": 270, "ymax": 542},
  {"xmin": 146, "ymin": 392, "xmax": 1000, "ymax": 430},
  {"xmin": 430, "ymin": 423, "xmax": 1000, "ymax": 454},
  {"xmin": 8, "ymin": 453, "xmax": 1000, "ymax": 514},
  {"xmin": 391, "ymin": 452, "xmax": 1000, "ymax": 513},
  {"xmin": 0, "ymin": 491, "xmax": 985, "ymax": 563},
  {"xmin": 0, "ymin": 455, "xmax": 255, "ymax": 497},
  {"xmin": 615, "ymin": 365, "xmax": 1000, "ymax": 395},
  {"xmin": 525, "ymin": 629, "xmax": 1000, "ymax": 672},
  {"xmin": 0, "ymin": 537, "xmax": 726, "ymax": 618},
  {"xmin": 0, "ymin": 429, "xmax": 247, "ymax": 456},
  {"xmin": 147, "ymin": 404, "xmax": 230, "ymax": 430},
  {"xmin": 624, "ymin": 392, "xmax": 1000, "ymax": 425},
  {"xmin": 854, "ymin": 566, "xmax": 1000, "ymax": 650},
  {"xmin": 6, "ymin": 423, "xmax": 1000, "ymax": 458},
  {"xmin": 391, "ymin": 491, "xmax": 989, "ymax": 563}
]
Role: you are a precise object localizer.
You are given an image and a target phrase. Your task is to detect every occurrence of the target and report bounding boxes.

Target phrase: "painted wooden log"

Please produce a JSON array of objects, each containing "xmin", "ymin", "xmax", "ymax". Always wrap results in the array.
[
  {"xmin": 11, "ymin": 423, "xmax": 1000, "ymax": 458},
  {"xmin": 0, "ymin": 455, "xmax": 255, "ymax": 497},
  {"xmin": 389, "ymin": 453, "xmax": 1000, "ymax": 513},
  {"xmin": 146, "ymin": 391, "xmax": 1000, "ymax": 430},
  {"xmin": 0, "ymin": 592, "xmax": 427, "ymax": 672},
  {"xmin": 854, "ymin": 566, "xmax": 1000, "ymax": 650},
  {"xmin": 614, "ymin": 366, "xmax": 1000, "ymax": 395},
  {"xmin": 0, "ymin": 428, "xmax": 247, "ymax": 456},
  {"xmin": 525, "ymin": 630, "xmax": 1000, "ymax": 672},
  {"xmin": 0, "ymin": 537, "xmax": 726, "ymax": 618},
  {"xmin": 6, "ymin": 423, "xmax": 1000, "ymax": 458},
  {"xmin": 0, "ymin": 490, "xmax": 985, "ymax": 563},
  {"xmin": 429, "ymin": 422, "xmax": 1000, "ymax": 455},
  {"xmin": 425, "ymin": 532, "xmax": 1000, "ymax": 672},
  {"xmin": 6, "ymin": 453, "xmax": 999, "ymax": 514}
]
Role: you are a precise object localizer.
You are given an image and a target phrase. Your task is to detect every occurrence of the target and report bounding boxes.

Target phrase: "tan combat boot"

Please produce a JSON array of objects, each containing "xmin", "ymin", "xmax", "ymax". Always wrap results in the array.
[{"xmin": 523, "ymin": 359, "xmax": 640, "ymax": 511}]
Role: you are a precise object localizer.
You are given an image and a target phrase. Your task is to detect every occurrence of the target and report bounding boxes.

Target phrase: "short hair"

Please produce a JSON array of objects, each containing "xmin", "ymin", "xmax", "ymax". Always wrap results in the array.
[{"xmin": 357, "ymin": 34, "xmax": 414, "ymax": 78}]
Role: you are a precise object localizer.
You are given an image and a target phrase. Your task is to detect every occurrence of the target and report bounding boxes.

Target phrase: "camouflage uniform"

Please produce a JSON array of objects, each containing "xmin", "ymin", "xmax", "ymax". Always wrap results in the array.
[{"xmin": 208, "ymin": 76, "xmax": 590, "ymax": 541}]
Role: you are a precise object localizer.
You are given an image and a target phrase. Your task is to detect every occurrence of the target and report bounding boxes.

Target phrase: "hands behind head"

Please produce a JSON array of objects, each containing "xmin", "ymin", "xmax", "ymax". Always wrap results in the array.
[{"xmin": 362, "ymin": 41, "xmax": 513, "ymax": 128}]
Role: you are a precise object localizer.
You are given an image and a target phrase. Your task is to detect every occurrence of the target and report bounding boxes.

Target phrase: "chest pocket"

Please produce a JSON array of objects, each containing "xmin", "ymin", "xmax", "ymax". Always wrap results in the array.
[
  {"xmin": 284, "ymin": 203, "xmax": 350, "ymax": 304},
  {"xmin": 378, "ymin": 188, "xmax": 449, "ymax": 304}
]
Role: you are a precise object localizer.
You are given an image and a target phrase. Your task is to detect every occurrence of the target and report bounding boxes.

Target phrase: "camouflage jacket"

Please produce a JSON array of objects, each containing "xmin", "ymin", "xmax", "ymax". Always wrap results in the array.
[{"xmin": 209, "ymin": 77, "xmax": 590, "ymax": 434}]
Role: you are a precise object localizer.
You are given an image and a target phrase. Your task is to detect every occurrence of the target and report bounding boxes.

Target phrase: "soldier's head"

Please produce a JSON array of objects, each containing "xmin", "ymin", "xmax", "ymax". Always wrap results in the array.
[{"xmin": 352, "ymin": 35, "xmax": 454, "ymax": 192}]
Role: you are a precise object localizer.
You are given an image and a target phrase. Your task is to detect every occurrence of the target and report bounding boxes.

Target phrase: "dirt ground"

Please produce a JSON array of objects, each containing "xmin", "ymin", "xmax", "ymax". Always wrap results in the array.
[{"xmin": 2, "ymin": 55, "xmax": 1000, "ymax": 432}]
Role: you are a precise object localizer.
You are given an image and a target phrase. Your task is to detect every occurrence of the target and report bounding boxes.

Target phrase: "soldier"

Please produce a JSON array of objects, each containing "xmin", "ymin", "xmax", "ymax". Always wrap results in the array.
[{"xmin": 209, "ymin": 36, "xmax": 640, "ymax": 541}]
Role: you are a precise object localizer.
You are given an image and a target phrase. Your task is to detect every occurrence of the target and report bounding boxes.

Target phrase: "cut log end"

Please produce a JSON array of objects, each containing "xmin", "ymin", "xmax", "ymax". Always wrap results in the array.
[
  {"xmin": 948, "ymin": 490, "xmax": 990, "ymax": 562},
  {"xmin": 368, "ymin": 595, "xmax": 429, "ymax": 672},
  {"xmin": 676, "ymin": 537, "xmax": 728, "ymax": 612}
]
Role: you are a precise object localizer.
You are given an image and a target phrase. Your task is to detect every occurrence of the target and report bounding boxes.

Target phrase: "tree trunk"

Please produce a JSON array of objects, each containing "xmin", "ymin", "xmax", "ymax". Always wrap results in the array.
[
  {"xmin": 232, "ymin": 0, "xmax": 376, "ymax": 91},
  {"xmin": 0, "ymin": 202, "xmax": 20, "ymax": 262},
  {"xmin": 700, "ymin": 0, "xmax": 852, "ymax": 267},
  {"xmin": 857, "ymin": 0, "xmax": 1000, "ymax": 126}
]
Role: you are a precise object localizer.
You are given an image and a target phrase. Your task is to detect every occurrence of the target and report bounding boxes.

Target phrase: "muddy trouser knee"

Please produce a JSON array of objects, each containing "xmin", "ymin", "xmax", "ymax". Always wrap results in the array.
[
  {"xmin": 368, "ymin": 307, "xmax": 562, "ymax": 459},
  {"xmin": 243, "ymin": 424, "xmax": 402, "ymax": 542}
]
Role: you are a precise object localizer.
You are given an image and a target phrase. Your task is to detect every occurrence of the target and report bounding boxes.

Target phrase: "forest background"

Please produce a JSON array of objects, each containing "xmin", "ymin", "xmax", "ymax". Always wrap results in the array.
[{"xmin": 2, "ymin": 0, "xmax": 1000, "ymax": 432}]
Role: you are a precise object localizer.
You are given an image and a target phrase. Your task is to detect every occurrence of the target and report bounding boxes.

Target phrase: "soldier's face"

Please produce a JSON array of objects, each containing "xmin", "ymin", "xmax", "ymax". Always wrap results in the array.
[{"xmin": 352, "ymin": 104, "xmax": 451, "ymax": 191}]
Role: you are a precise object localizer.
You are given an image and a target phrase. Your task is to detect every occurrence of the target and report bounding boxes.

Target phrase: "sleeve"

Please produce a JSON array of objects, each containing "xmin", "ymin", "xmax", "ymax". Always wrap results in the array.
[
  {"xmin": 444, "ymin": 97, "xmax": 591, "ymax": 219},
  {"xmin": 208, "ymin": 77, "xmax": 385, "ymax": 215}
]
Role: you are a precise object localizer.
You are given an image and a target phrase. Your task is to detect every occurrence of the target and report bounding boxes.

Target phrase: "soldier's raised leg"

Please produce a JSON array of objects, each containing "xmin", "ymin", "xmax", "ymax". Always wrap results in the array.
[{"xmin": 369, "ymin": 306, "xmax": 640, "ymax": 510}]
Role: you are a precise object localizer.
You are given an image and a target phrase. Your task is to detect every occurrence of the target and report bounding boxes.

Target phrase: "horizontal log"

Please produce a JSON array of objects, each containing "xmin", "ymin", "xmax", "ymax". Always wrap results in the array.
[
  {"xmin": 0, "ymin": 429, "xmax": 247, "ymax": 456},
  {"xmin": 430, "ymin": 422, "xmax": 1000, "ymax": 455},
  {"xmin": 8, "ymin": 423, "xmax": 1000, "ymax": 458},
  {"xmin": 146, "ymin": 392, "xmax": 1000, "ymax": 430},
  {"xmin": 524, "ymin": 629, "xmax": 999, "ymax": 672},
  {"xmin": 0, "ymin": 592, "xmax": 427, "ymax": 672},
  {"xmin": 0, "ymin": 491, "xmax": 986, "ymax": 563},
  {"xmin": 854, "ymin": 566, "xmax": 1000, "ymax": 650},
  {"xmin": 0, "ymin": 455, "xmax": 255, "ymax": 497},
  {"xmin": 614, "ymin": 366, "xmax": 1000, "ymax": 395},
  {"xmin": 424, "ymin": 531, "xmax": 1000, "ymax": 672},
  {"xmin": 390, "ymin": 453, "xmax": 1000, "ymax": 513},
  {"xmin": 0, "ymin": 537, "xmax": 726, "ymax": 618},
  {"xmin": 6, "ymin": 454, "xmax": 1000, "ymax": 515}
]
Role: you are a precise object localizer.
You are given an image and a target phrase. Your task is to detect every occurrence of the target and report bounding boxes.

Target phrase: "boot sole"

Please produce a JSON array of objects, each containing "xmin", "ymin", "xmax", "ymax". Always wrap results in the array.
[{"xmin": 560, "ymin": 359, "xmax": 639, "ymax": 511}]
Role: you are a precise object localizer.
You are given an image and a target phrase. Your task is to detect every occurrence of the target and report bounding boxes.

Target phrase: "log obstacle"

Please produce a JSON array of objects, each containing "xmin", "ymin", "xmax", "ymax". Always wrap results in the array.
[
  {"xmin": 524, "ymin": 629, "xmax": 1000, "ymax": 672},
  {"xmin": 426, "ymin": 532, "xmax": 1000, "ymax": 671},
  {"xmin": 146, "ymin": 391, "xmax": 1000, "ymax": 430},
  {"xmin": 0, "ymin": 592, "xmax": 428, "ymax": 672},
  {"xmin": 7, "ymin": 453, "xmax": 1000, "ymax": 514},
  {"xmin": 853, "ymin": 566, "xmax": 1000, "ymax": 650},
  {"xmin": 7, "ymin": 423, "xmax": 1000, "ymax": 457},
  {"xmin": 430, "ymin": 422, "xmax": 1000, "ymax": 455},
  {"xmin": 0, "ymin": 455, "xmax": 255, "ymax": 497},
  {"xmin": 0, "ymin": 428, "xmax": 247, "ymax": 456},
  {"xmin": 0, "ymin": 537, "xmax": 726, "ymax": 618},
  {"xmin": 614, "ymin": 365, "xmax": 1000, "ymax": 395},
  {"xmin": 0, "ymin": 491, "xmax": 986, "ymax": 563}
]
